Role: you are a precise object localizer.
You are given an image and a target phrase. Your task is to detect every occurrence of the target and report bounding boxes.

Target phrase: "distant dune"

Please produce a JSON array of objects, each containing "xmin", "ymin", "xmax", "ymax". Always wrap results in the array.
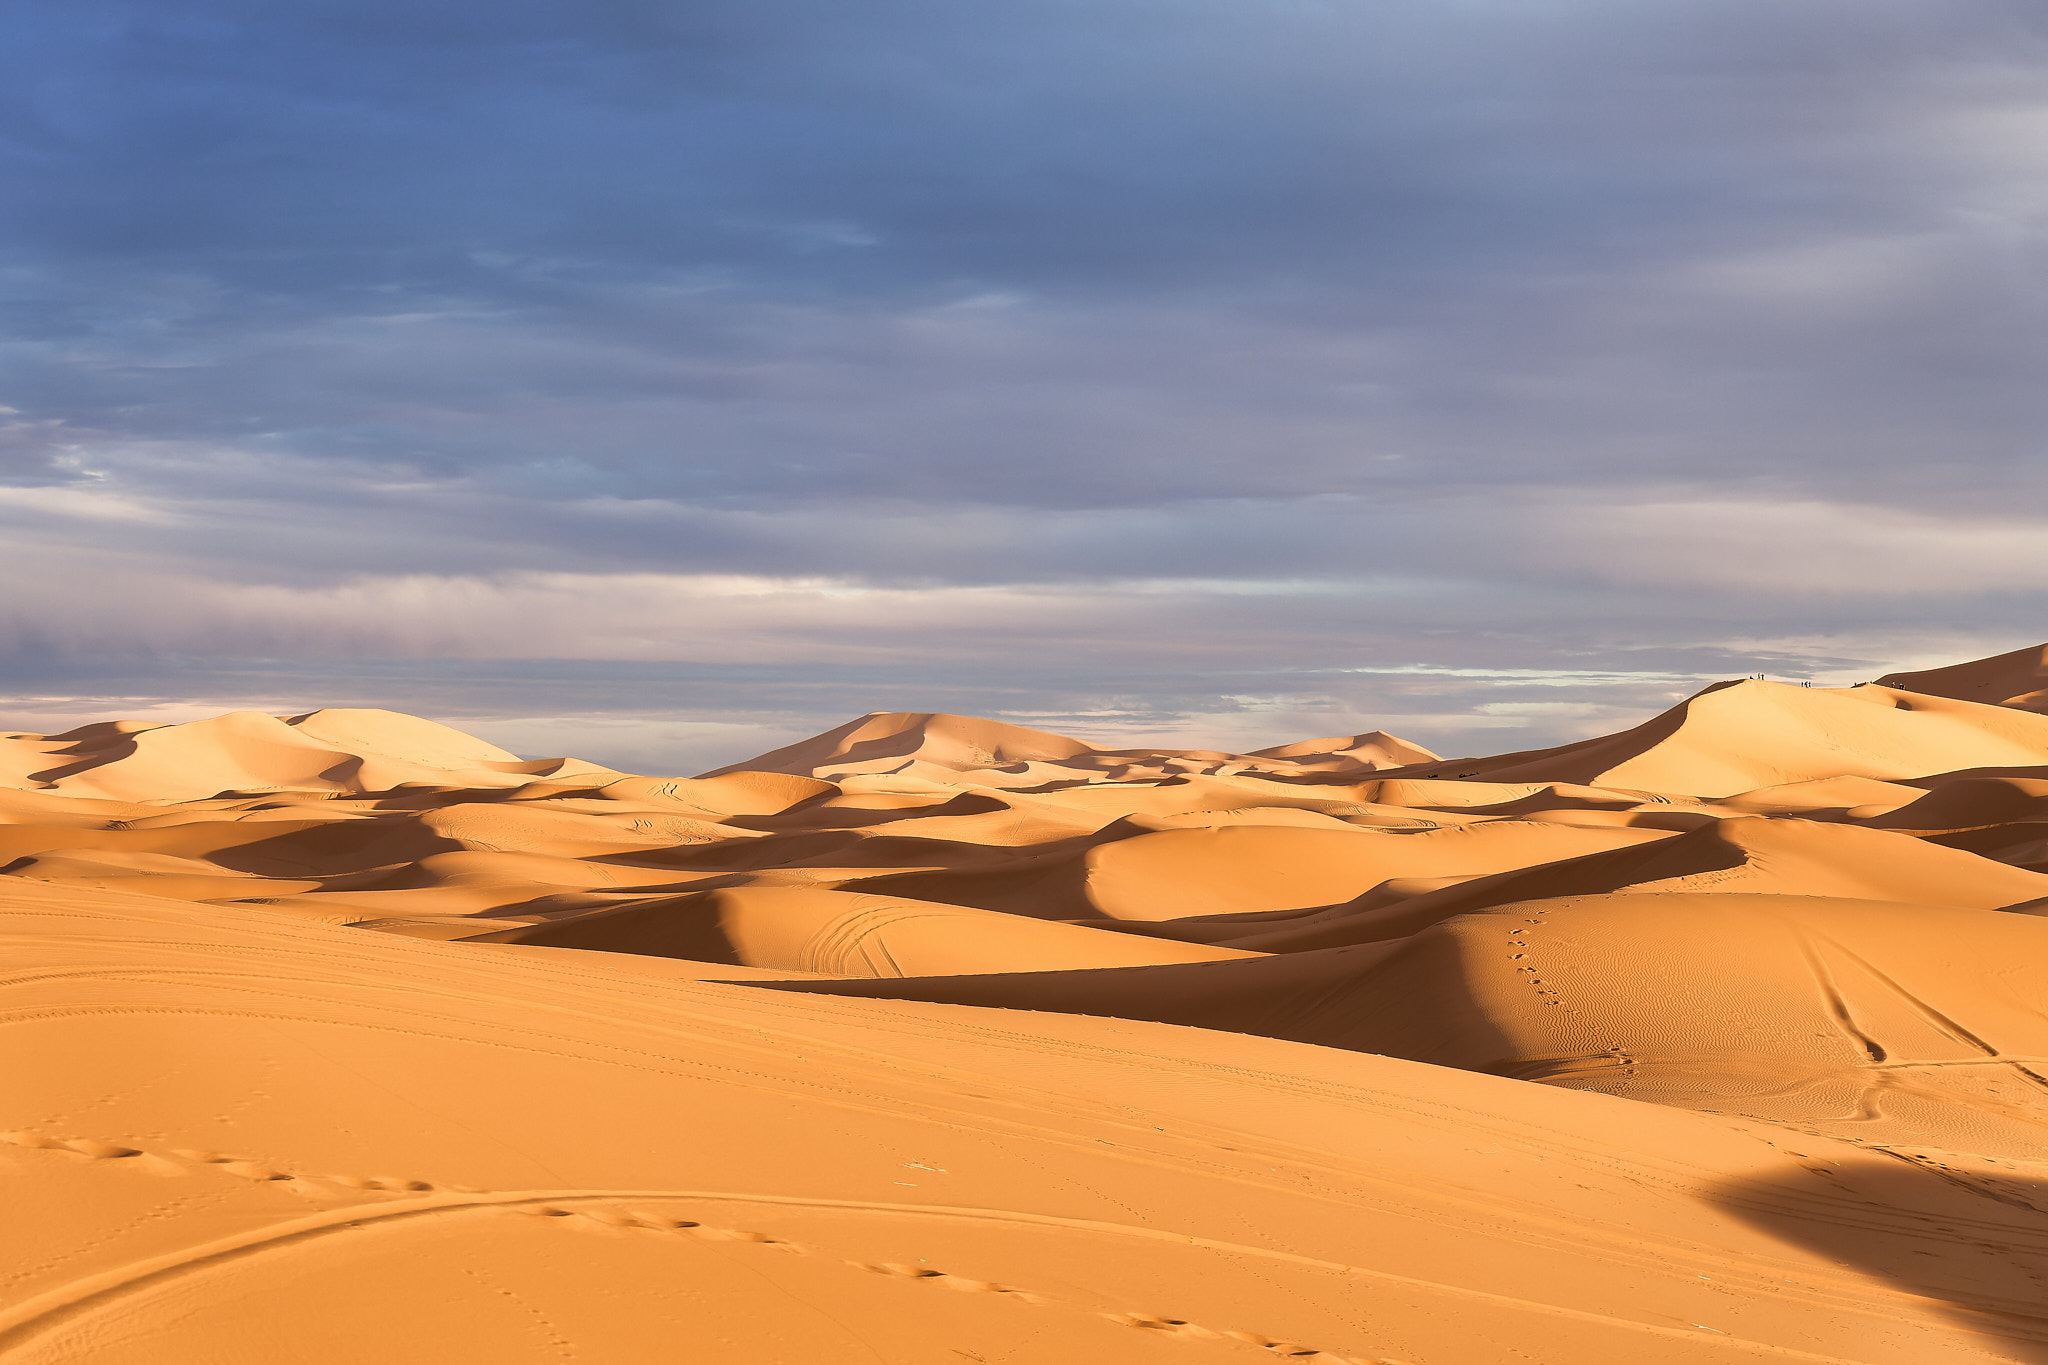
[{"xmin": 5, "ymin": 654, "xmax": 2048, "ymax": 1362}]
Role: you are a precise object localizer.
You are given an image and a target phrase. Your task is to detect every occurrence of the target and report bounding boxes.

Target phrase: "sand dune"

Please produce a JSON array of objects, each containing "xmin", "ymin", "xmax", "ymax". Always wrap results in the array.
[
  {"xmin": 6, "ymin": 648, "xmax": 2048, "ymax": 1361},
  {"xmin": 1401, "ymin": 678, "xmax": 2048, "ymax": 796},
  {"xmin": 1880, "ymin": 642, "xmax": 2048, "ymax": 713},
  {"xmin": 1156, "ymin": 814, "xmax": 2048, "ymax": 953},
  {"xmin": 839, "ymin": 818, "xmax": 1674, "ymax": 923},
  {"xmin": 783, "ymin": 892, "xmax": 2048, "ymax": 1152},
  {"xmin": 701, "ymin": 709, "xmax": 1441, "ymax": 787},
  {"xmin": 472, "ymin": 885, "xmax": 1261, "ymax": 975},
  {"xmin": 0, "ymin": 707, "xmax": 624, "ymax": 802}
]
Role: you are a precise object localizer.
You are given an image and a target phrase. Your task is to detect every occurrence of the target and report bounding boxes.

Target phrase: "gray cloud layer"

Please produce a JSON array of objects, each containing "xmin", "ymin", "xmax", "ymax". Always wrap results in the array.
[{"xmin": 4, "ymin": 0, "xmax": 2047, "ymax": 768}]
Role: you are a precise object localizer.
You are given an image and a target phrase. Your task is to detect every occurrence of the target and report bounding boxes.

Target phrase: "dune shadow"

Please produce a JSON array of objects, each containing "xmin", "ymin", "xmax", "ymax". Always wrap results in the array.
[
  {"xmin": 734, "ymin": 922, "xmax": 1527, "ymax": 1084},
  {"xmin": 1712, "ymin": 1157, "xmax": 2048, "ymax": 1362}
]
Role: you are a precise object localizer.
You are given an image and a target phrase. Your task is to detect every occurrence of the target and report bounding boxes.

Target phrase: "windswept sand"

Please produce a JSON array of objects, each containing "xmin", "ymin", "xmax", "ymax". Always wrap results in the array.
[{"xmin": 4, "ymin": 662, "xmax": 2048, "ymax": 1362}]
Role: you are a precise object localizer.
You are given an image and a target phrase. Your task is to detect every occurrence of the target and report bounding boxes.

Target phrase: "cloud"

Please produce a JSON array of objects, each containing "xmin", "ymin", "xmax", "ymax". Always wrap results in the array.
[{"xmin": 4, "ymin": 0, "xmax": 2048, "ymax": 763}]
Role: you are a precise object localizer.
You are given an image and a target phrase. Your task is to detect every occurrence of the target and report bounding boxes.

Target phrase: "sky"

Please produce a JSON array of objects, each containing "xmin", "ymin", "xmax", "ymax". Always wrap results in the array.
[{"xmin": 4, "ymin": 0, "xmax": 2048, "ymax": 773}]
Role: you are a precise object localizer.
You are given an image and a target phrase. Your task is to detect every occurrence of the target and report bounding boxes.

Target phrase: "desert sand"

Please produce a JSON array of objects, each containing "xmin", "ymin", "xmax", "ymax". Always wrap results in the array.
[{"xmin": 4, "ymin": 660, "xmax": 2048, "ymax": 1363}]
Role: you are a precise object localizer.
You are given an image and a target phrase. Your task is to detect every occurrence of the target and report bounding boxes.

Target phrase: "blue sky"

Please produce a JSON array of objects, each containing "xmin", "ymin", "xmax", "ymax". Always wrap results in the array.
[{"xmin": 5, "ymin": 0, "xmax": 2048, "ymax": 770}]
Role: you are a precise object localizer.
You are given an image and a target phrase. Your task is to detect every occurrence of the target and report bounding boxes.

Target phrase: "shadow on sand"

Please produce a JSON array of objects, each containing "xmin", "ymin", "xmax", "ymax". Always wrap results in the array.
[{"xmin": 1714, "ymin": 1155, "xmax": 2048, "ymax": 1363}]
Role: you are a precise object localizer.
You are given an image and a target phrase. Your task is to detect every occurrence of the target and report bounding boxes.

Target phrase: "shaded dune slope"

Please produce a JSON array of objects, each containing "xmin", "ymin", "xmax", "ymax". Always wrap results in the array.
[
  {"xmin": 777, "ymin": 893, "xmax": 2048, "ymax": 1154},
  {"xmin": 1880, "ymin": 643, "xmax": 2048, "ymax": 713}
]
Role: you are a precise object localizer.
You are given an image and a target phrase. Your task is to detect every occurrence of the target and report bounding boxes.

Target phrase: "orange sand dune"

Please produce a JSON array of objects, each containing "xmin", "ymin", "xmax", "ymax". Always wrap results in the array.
[
  {"xmin": 1402, "ymin": 679, "xmax": 2048, "ymax": 796},
  {"xmin": 1165, "ymin": 814, "xmax": 2048, "ymax": 953},
  {"xmin": 472, "ymin": 885, "xmax": 1261, "ymax": 974},
  {"xmin": 701, "ymin": 709, "xmax": 1440, "ymax": 787},
  {"xmin": 6, "ymin": 646, "xmax": 2048, "ymax": 1362},
  {"xmin": 784, "ymin": 892, "xmax": 2048, "ymax": 1152},
  {"xmin": 0, "ymin": 707, "xmax": 624, "ymax": 802},
  {"xmin": 837, "ymin": 818, "xmax": 1671, "ymax": 922},
  {"xmin": 1880, "ymin": 642, "xmax": 2048, "ymax": 713}
]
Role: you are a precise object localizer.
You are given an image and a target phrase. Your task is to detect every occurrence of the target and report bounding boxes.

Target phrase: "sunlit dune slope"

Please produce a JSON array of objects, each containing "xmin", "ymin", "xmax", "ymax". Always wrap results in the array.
[
  {"xmin": 6, "ymin": 645, "xmax": 2048, "ymax": 1362},
  {"xmin": 0, "ymin": 707, "xmax": 623, "ymax": 801},
  {"xmin": 1401, "ymin": 679, "xmax": 2048, "ymax": 797}
]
